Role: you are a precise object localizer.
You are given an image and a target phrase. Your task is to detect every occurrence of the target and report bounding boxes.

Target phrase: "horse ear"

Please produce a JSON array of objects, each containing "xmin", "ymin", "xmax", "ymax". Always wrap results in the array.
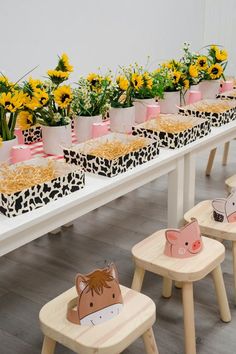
[
  {"xmin": 75, "ymin": 274, "xmax": 87, "ymax": 295},
  {"xmin": 165, "ymin": 230, "xmax": 179, "ymax": 244},
  {"xmin": 212, "ymin": 198, "xmax": 226, "ymax": 213},
  {"xmin": 108, "ymin": 263, "xmax": 119, "ymax": 280}
]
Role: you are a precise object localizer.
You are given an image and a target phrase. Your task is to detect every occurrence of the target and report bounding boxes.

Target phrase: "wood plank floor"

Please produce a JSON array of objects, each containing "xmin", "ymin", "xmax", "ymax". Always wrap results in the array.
[{"xmin": 0, "ymin": 143, "xmax": 236, "ymax": 354}]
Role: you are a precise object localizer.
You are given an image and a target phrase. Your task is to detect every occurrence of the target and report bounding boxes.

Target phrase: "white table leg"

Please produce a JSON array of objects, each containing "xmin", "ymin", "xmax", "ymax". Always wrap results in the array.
[
  {"xmin": 168, "ymin": 157, "xmax": 184, "ymax": 228},
  {"xmin": 184, "ymin": 152, "xmax": 196, "ymax": 213}
]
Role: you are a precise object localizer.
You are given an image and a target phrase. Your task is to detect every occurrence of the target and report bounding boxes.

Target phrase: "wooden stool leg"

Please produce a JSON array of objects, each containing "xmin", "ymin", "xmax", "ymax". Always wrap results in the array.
[
  {"xmin": 175, "ymin": 281, "xmax": 182, "ymax": 289},
  {"xmin": 131, "ymin": 266, "xmax": 145, "ymax": 292},
  {"xmin": 41, "ymin": 336, "xmax": 56, "ymax": 354},
  {"xmin": 205, "ymin": 148, "xmax": 217, "ymax": 176},
  {"xmin": 232, "ymin": 241, "xmax": 236, "ymax": 303},
  {"xmin": 142, "ymin": 328, "xmax": 159, "ymax": 354},
  {"xmin": 222, "ymin": 142, "xmax": 230, "ymax": 166},
  {"xmin": 211, "ymin": 265, "xmax": 231, "ymax": 322},
  {"xmin": 182, "ymin": 282, "xmax": 196, "ymax": 354},
  {"xmin": 162, "ymin": 278, "xmax": 172, "ymax": 298}
]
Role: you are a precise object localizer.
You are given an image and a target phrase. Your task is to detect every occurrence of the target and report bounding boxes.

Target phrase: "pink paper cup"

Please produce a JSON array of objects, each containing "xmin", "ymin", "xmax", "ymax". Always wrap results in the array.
[
  {"xmin": 92, "ymin": 122, "xmax": 109, "ymax": 138},
  {"xmin": 221, "ymin": 81, "xmax": 234, "ymax": 93},
  {"xmin": 146, "ymin": 104, "xmax": 160, "ymax": 121},
  {"xmin": 11, "ymin": 145, "xmax": 32, "ymax": 164},
  {"xmin": 14, "ymin": 128, "xmax": 24, "ymax": 144},
  {"xmin": 187, "ymin": 90, "xmax": 202, "ymax": 104}
]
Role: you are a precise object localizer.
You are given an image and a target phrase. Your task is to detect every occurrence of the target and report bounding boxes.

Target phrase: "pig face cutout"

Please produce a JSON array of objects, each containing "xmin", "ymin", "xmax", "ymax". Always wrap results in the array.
[
  {"xmin": 212, "ymin": 190, "xmax": 236, "ymax": 223},
  {"xmin": 164, "ymin": 219, "xmax": 203, "ymax": 258},
  {"xmin": 74, "ymin": 263, "xmax": 123, "ymax": 326}
]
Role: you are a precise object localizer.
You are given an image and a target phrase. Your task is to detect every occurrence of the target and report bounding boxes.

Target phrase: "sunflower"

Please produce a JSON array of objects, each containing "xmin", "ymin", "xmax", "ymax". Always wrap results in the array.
[
  {"xmin": 215, "ymin": 49, "xmax": 228, "ymax": 62},
  {"xmin": 29, "ymin": 77, "xmax": 43, "ymax": 91},
  {"xmin": 196, "ymin": 56, "xmax": 208, "ymax": 70},
  {"xmin": 131, "ymin": 73, "xmax": 143, "ymax": 90},
  {"xmin": 34, "ymin": 89, "xmax": 49, "ymax": 106},
  {"xmin": 116, "ymin": 76, "xmax": 129, "ymax": 91},
  {"xmin": 17, "ymin": 111, "xmax": 34, "ymax": 130},
  {"xmin": 47, "ymin": 69, "xmax": 69, "ymax": 84},
  {"xmin": 24, "ymin": 95, "xmax": 41, "ymax": 110},
  {"xmin": 189, "ymin": 64, "xmax": 199, "ymax": 78},
  {"xmin": 183, "ymin": 79, "xmax": 190, "ymax": 90},
  {"xmin": 54, "ymin": 85, "xmax": 72, "ymax": 108},
  {"xmin": 0, "ymin": 91, "xmax": 24, "ymax": 112},
  {"xmin": 143, "ymin": 72, "xmax": 153, "ymax": 89},
  {"xmin": 172, "ymin": 70, "xmax": 181, "ymax": 84},
  {"xmin": 208, "ymin": 63, "xmax": 223, "ymax": 79},
  {"xmin": 59, "ymin": 53, "xmax": 74, "ymax": 72}
]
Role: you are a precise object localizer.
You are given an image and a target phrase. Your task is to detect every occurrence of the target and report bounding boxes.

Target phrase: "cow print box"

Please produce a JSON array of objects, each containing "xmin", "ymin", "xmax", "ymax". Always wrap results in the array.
[
  {"xmin": 0, "ymin": 158, "xmax": 85, "ymax": 218},
  {"xmin": 22, "ymin": 125, "xmax": 42, "ymax": 144},
  {"xmin": 216, "ymin": 90, "xmax": 236, "ymax": 101},
  {"xmin": 132, "ymin": 115, "xmax": 211, "ymax": 149},
  {"xmin": 178, "ymin": 99, "xmax": 236, "ymax": 127},
  {"xmin": 63, "ymin": 133, "xmax": 159, "ymax": 177}
]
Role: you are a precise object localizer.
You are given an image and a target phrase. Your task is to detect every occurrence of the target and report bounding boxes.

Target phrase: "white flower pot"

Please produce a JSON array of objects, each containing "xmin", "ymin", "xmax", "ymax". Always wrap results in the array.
[
  {"xmin": 159, "ymin": 91, "xmax": 180, "ymax": 114},
  {"xmin": 134, "ymin": 98, "xmax": 156, "ymax": 123},
  {"xmin": 110, "ymin": 106, "xmax": 135, "ymax": 133},
  {"xmin": 0, "ymin": 137, "xmax": 18, "ymax": 163},
  {"xmin": 42, "ymin": 124, "xmax": 72, "ymax": 155},
  {"xmin": 74, "ymin": 115, "xmax": 102, "ymax": 143},
  {"xmin": 199, "ymin": 80, "xmax": 220, "ymax": 99}
]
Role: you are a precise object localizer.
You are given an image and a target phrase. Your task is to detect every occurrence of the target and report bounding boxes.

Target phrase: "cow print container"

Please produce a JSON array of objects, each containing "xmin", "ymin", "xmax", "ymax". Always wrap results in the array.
[
  {"xmin": 178, "ymin": 99, "xmax": 236, "ymax": 127},
  {"xmin": 22, "ymin": 125, "xmax": 42, "ymax": 144},
  {"xmin": 64, "ymin": 133, "xmax": 159, "ymax": 177},
  {"xmin": 216, "ymin": 90, "xmax": 236, "ymax": 101},
  {"xmin": 0, "ymin": 159, "xmax": 85, "ymax": 218},
  {"xmin": 132, "ymin": 115, "xmax": 211, "ymax": 149}
]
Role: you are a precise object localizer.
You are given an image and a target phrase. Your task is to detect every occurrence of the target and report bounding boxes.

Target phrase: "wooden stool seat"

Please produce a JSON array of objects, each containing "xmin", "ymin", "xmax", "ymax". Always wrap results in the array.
[
  {"xmin": 225, "ymin": 174, "xmax": 236, "ymax": 193},
  {"xmin": 184, "ymin": 200, "xmax": 236, "ymax": 303},
  {"xmin": 131, "ymin": 230, "xmax": 231, "ymax": 354},
  {"xmin": 39, "ymin": 285, "xmax": 159, "ymax": 354},
  {"xmin": 132, "ymin": 231, "xmax": 225, "ymax": 282}
]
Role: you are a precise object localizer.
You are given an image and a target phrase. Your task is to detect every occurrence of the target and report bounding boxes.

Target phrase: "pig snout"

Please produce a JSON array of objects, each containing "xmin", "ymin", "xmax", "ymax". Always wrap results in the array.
[{"xmin": 191, "ymin": 240, "xmax": 201, "ymax": 252}]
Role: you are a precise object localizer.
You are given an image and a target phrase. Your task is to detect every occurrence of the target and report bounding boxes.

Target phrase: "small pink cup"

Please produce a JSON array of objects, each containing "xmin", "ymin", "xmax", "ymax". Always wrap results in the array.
[
  {"xmin": 187, "ymin": 90, "xmax": 202, "ymax": 104},
  {"xmin": 146, "ymin": 104, "xmax": 160, "ymax": 121},
  {"xmin": 221, "ymin": 80, "xmax": 234, "ymax": 93},
  {"xmin": 92, "ymin": 122, "xmax": 109, "ymax": 138},
  {"xmin": 11, "ymin": 145, "xmax": 32, "ymax": 164},
  {"xmin": 14, "ymin": 128, "xmax": 24, "ymax": 144}
]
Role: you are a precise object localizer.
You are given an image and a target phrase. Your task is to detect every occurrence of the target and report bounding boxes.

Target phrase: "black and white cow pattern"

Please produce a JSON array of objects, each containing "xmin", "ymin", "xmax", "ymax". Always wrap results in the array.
[
  {"xmin": 216, "ymin": 93, "xmax": 236, "ymax": 101},
  {"xmin": 64, "ymin": 142, "xmax": 159, "ymax": 177},
  {"xmin": 22, "ymin": 126, "xmax": 42, "ymax": 144},
  {"xmin": 132, "ymin": 120, "xmax": 211, "ymax": 149},
  {"xmin": 0, "ymin": 170, "xmax": 85, "ymax": 218},
  {"xmin": 178, "ymin": 107, "xmax": 236, "ymax": 127}
]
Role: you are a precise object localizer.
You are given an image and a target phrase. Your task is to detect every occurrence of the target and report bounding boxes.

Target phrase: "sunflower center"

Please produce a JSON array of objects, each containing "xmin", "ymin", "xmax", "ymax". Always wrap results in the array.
[
  {"xmin": 61, "ymin": 93, "xmax": 70, "ymax": 103},
  {"xmin": 212, "ymin": 67, "xmax": 219, "ymax": 75},
  {"xmin": 199, "ymin": 60, "xmax": 205, "ymax": 67}
]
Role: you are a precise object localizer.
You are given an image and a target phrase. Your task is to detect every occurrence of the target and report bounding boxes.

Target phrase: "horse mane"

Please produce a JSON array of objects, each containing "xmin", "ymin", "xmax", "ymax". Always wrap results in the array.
[{"xmin": 82, "ymin": 268, "xmax": 115, "ymax": 296}]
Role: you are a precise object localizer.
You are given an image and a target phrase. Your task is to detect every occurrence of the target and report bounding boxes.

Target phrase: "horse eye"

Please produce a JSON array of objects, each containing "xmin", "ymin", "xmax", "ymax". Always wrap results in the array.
[
  {"xmin": 185, "ymin": 242, "xmax": 188, "ymax": 246},
  {"xmin": 112, "ymin": 293, "xmax": 115, "ymax": 298},
  {"xmin": 233, "ymin": 202, "xmax": 235, "ymax": 206},
  {"xmin": 90, "ymin": 302, "xmax": 93, "ymax": 307}
]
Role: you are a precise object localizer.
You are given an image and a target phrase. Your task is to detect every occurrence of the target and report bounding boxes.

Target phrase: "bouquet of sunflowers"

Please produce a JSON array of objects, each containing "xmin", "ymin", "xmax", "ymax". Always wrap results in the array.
[
  {"xmin": 110, "ymin": 66, "xmax": 135, "ymax": 108},
  {"xmin": 72, "ymin": 72, "xmax": 112, "ymax": 117},
  {"xmin": 36, "ymin": 53, "xmax": 73, "ymax": 126},
  {"xmin": 199, "ymin": 45, "xmax": 228, "ymax": 81},
  {"xmin": 180, "ymin": 43, "xmax": 202, "ymax": 86}
]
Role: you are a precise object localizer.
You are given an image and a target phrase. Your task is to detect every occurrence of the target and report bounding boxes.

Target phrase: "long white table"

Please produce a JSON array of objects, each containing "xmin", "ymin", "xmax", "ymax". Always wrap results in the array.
[{"xmin": 1, "ymin": 120, "xmax": 236, "ymax": 257}]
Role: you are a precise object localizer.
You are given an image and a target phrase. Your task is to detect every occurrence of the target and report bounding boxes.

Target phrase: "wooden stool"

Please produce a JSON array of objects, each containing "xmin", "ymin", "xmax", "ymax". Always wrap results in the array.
[
  {"xmin": 39, "ymin": 285, "xmax": 159, "ymax": 354},
  {"xmin": 205, "ymin": 142, "xmax": 231, "ymax": 176},
  {"xmin": 131, "ymin": 231, "xmax": 231, "ymax": 354},
  {"xmin": 225, "ymin": 174, "xmax": 236, "ymax": 193},
  {"xmin": 185, "ymin": 200, "xmax": 236, "ymax": 301}
]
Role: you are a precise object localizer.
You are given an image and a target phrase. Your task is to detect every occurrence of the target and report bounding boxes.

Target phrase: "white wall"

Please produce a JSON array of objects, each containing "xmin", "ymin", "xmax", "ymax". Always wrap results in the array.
[
  {"xmin": 203, "ymin": 0, "xmax": 236, "ymax": 75},
  {"xmin": 0, "ymin": 0, "xmax": 206, "ymax": 81}
]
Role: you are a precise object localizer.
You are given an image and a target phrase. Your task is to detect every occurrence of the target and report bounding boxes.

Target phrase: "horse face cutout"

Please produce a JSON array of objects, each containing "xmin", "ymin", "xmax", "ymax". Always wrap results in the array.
[
  {"xmin": 76, "ymin": 263, "xmax": 123, "ymax": 326},
  {"xmin": 164, "ymin": 218, "xmax": 203, "ymax": 258},
  {"xmin": 212, "ymin": 190, "xmax": 236, "ymax": 223}
]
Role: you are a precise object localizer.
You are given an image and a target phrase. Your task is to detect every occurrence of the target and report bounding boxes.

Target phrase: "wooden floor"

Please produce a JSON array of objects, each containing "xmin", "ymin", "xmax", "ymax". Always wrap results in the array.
[{"xmin": 0, "ymin": 143, "xmax": 236, "ymax": 354}]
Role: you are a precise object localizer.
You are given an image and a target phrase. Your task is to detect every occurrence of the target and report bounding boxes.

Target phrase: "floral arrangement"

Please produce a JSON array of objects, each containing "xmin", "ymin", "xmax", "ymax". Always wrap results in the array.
[
  {"xmin": 130, "ymin": 62, "xmax": 164, "ymax": 100},
  {"xmin": 154, "ymin": 60, "xmax": 189, "ymax": 93},
  {"xmin": 71, "ymin": 73, "xmax": 112, "ymax": 117},
  {"xmin": 200, "ymin": 45, "xmax": 228, "ymax": 81},
  {"xmin": 181, "ymin": 43, "xmax": 201, "ymax": 86},
  {"xmin": 36, "ymin": 53, "xmax": 73, "ymax": 126},
  {"xmin": 109, "ymin": 67, "xmax": 134, "ymax": 108}
]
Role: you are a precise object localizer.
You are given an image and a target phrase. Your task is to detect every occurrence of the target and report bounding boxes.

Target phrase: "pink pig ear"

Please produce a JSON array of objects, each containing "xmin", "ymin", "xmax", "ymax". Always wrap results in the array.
[
  {"xmin": 165, "ymin": 230, "xmax": 179, "ymax": 244},
  {"xmin": 75, "ymin": 274, "xmax": 87, "ymax": 295},
  {"xmin": 108, "ymin": 263, "xmax": 119, "ymax": 280}
]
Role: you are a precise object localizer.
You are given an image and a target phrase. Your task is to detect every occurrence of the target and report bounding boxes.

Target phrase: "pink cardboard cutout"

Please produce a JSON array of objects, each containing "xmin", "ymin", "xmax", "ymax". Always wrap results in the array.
[
  {"xmin": 212, "ymin": 189, "xmax": 236, "ymax": 223},
  {"xmin": 67, "ymin": 263, "xmax": 123, "ymax": 326},
  {"xmin": 164, "ymin": 218, "xmax": 203, "ymax": 258}
]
